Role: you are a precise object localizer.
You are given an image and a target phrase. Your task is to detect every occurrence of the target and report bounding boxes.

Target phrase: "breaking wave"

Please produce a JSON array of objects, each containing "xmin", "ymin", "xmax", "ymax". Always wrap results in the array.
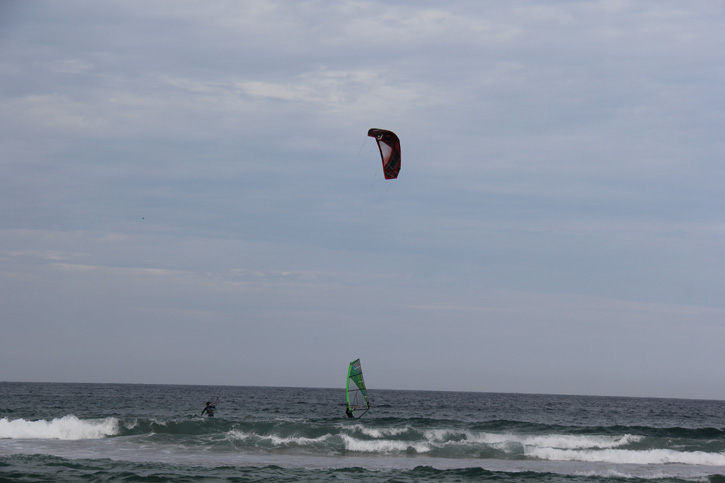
[{"xmin": 0, "ymin": 415, "xmax": 119, "ymax": 440}]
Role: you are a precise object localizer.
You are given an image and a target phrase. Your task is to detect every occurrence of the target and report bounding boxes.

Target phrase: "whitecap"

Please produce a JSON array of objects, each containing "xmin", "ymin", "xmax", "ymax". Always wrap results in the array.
[
  {"xmin": 0, "ymin": 415, "xmax": 119, "ymax": 440},
  {"xmin": 340, "ymin": 434, "xmax": 431, "ymax": 454},
  {"xmin": 528, "ymin": 446, "xmax": 725, "ymax": 466}
]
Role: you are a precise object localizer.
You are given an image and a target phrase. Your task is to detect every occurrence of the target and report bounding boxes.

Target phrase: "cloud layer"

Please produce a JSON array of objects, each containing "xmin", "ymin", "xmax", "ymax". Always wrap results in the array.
[{"xmin": 1, "ymin": 0, "xmax": 724, "ymax": 399}]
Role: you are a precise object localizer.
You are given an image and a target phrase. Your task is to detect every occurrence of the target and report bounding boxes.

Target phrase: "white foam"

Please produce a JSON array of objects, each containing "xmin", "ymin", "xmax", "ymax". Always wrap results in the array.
[
  {"xmin": 124, "ymin": 419, "xmax": 139, "ymax": 430},
  {"xmin": 0, "ymin": 415, "xmax": 119, "ymax": 440},
  {"xmin": 467, "ymin": 432, "xmax": 640, "ymax": 450},
  {"xmin": 528, "ymin": 447, "xmax": 725, "ymax": 466},
  {"xmin": 423, "ymin": 429, "xmax": 468, "ymax": 442},
  {"xmin": 342, "ymin": 428, "xmax": 641, "ymax": 456},
  {"xmin": 226, "ymin": 429, "xmax": 330, "ymax": 447},
  {"xmin": 341, "ymin": 434, "xmax": 431, "ymax": 454},
  {"xmin": 267, "ymin": 434, "xmax": 330, "ymax": 446},
  {"xmin": 357, "ymin": 426, "xmax": 409, "ymax": 438},
  {"xmin": 226, "ymin": 429, "xmax": 250, "ymax": 440}
]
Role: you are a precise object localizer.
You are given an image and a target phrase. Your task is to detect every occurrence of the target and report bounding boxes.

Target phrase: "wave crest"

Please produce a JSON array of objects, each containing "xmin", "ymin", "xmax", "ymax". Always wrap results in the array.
[{"xmin": 0, "ymin": 415, "xmax": 119, "ymax": 440}]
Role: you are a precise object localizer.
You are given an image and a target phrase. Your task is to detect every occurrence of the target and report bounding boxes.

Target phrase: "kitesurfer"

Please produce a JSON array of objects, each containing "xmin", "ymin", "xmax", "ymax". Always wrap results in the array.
[
  {"xmin": 346, "ymin": 406, "xmax": 354, "ymax": 418},
  {"xmin": 201, "ymin": 401, "xmax": 216, "ymax": 417}
]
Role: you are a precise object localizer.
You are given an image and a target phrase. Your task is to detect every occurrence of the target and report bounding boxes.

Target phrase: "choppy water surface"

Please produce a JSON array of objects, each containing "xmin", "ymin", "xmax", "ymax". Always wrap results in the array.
[{"xmin": 2, "ymin": 383, "xmax": 725, "ymax": 482}]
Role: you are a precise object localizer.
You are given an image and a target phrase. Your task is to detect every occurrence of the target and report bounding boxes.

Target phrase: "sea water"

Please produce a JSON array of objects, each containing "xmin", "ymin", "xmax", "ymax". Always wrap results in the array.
[{"xmin": 1, "ymin": 382, "xmax": 725, "ymax": 482}]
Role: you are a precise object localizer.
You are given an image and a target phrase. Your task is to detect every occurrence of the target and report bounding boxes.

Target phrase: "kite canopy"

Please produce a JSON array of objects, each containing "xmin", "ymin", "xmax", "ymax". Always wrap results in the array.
[{"xmin": 368, "ymin": 128, "xmax": 401, "ymax": 179}]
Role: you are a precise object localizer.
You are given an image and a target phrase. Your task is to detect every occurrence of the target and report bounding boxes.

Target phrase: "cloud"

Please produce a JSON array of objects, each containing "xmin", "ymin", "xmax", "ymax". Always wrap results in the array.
[
  {"xmin": 4, "ymin": 94, "xmax": 111, "ymax": 133},
  {"xmin": 1, "ymin": 1, "xmax": 724, "ymax": 397}
]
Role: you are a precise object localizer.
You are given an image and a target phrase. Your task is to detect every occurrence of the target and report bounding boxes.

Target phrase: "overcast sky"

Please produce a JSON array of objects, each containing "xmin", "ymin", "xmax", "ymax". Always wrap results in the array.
[{"xmin": 1, "ymin": 1, "xmax": 724, "ymax": 400}]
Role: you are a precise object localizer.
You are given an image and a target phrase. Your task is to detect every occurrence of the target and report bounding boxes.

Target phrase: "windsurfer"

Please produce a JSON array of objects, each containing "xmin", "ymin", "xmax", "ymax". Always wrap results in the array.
[{"xmin": 346, "ymin": 359, "xmax": 370, "ymax": 419}]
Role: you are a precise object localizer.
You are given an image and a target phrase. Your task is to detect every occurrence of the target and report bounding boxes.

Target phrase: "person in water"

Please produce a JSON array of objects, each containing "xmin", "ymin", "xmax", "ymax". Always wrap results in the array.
[
  {"xmin": 201, "ymin": 401, "xmax": 216, "ymax": 417},
  {"xmin": 346, "ymin": 406, "xmax": 354, "ymax": 418}
]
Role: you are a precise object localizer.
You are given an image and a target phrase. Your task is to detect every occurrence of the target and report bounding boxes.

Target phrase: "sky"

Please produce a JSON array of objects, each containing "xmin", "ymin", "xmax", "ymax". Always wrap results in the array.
[{"xmin": 1, "ymin": 1, "xmax": 724, "ymax": 400}]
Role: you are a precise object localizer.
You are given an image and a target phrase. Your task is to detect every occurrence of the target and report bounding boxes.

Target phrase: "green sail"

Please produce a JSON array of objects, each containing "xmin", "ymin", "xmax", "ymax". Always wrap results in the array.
[{"xmin": 346, "ymin": 359, "xmax": 370, "ymax": 418}]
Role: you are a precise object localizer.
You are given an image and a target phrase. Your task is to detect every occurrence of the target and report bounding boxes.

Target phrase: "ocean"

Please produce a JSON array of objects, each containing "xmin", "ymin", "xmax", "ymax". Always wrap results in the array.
[{"xmin": 1, "ymin": 382, "xmax": 725, "ymax": 482}]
